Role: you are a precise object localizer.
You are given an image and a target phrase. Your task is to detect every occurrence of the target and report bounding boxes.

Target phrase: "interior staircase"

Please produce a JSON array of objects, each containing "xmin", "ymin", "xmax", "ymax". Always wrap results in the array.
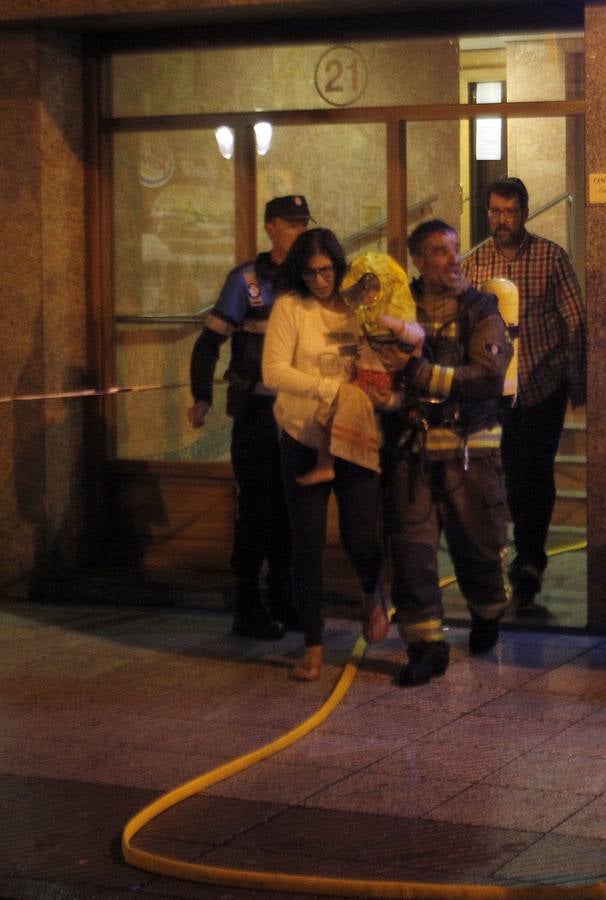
[{"xmin": 552, "ymin": 404, "xmax": 586, "ymax": 531}]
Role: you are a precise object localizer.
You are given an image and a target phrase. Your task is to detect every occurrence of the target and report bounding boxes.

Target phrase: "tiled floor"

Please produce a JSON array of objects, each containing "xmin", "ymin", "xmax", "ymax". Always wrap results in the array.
[
  {"xmin": 0, "ymin": 572, "xmax": 605, "ymax": 900},
  {"xmin": 443, "ymin": 528, "xmax": 588, "ymax": 630}
]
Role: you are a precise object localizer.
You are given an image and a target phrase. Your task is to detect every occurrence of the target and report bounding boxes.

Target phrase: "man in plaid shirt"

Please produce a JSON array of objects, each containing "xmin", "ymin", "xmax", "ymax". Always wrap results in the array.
[{"xmin": 462, "ymin": 177, "xmax": 586, "ymax": 610}]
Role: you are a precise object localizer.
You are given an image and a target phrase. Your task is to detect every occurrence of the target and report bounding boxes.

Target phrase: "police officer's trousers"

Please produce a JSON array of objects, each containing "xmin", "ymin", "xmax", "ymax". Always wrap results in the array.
[{"xmin": 230, "ymin": 396, "xmax": 291, "ymax": 611}]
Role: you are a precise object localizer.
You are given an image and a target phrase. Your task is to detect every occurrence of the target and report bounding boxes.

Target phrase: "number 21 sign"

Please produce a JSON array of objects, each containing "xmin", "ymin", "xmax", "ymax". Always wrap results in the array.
[{"xmin": 314, "ymin": 46, "xmax": 368, "ymax": 107}]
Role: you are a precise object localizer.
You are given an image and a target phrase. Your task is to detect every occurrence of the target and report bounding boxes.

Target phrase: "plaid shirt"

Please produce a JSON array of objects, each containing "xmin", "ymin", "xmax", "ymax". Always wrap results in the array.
[{"xmin": 462, "ymin": 232, "xmax": 586, "ymax": 408}]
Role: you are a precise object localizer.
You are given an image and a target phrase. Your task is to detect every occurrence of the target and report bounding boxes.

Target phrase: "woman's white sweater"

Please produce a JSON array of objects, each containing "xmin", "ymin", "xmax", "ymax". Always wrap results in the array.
[{"xmin": 262, "ymin": 291, "xmax": 360, "ymax": 449}]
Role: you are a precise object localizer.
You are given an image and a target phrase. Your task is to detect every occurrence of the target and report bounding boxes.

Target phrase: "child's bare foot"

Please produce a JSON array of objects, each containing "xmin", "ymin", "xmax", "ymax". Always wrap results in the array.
[{"xmin": 295, "ymin": 467, "xmax": 335, "ymax": 487}]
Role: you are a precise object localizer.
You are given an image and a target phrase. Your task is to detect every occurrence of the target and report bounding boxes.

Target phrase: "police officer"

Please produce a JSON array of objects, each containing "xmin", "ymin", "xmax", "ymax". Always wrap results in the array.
[{"xmin": 188, "ymin": 196, "xmax": 312, "ymax": 638}]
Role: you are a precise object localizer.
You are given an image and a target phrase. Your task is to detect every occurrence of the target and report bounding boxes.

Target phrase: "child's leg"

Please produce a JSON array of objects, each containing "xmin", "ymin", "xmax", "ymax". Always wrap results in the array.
[{"xmin": 295, "ymin": 440, "xmax": 335, "ymax": 486}]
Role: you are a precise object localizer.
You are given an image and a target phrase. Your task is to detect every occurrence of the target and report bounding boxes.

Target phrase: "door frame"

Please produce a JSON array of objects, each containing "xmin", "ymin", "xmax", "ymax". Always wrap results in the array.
[{"xmin": 86, "ymin": 47, "xmax": 586, "ymax": 614}]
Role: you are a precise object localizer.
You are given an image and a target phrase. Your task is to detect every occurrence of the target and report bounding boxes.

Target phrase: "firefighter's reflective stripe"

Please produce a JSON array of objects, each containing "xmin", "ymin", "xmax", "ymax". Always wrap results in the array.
[
  {"xmin": 397, "ymin": 618, "xmax": 444, "ymax": 644},
  {"xmin": 425, "ymin": 424, "xmax": 502, "ymax": 453},
  {"xmin": 428, "ymin": 365, "xmax": 455, "ymax": 398}
]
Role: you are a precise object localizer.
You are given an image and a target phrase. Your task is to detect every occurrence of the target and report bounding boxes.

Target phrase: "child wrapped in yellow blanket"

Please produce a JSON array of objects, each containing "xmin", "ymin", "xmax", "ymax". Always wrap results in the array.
[{"xmin": 296, "ymin": 252, "xmax": 424, "ymax": 486}]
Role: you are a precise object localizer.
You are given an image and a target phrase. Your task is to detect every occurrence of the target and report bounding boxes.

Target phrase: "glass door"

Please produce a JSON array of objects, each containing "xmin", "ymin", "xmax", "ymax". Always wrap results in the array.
[
  {"xmin": 255, "ymin": 122, "xmax": 388, "ymax": 260},
  {"xmin": 112, "ymin": 128, "xmax": 235, "ymax": 462}
]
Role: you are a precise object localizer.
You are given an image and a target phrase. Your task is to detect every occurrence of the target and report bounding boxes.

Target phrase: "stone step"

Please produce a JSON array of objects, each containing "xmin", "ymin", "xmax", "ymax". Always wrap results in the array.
[
  {"xmin": 555, "ymin": 453, "xmax": 587, "ymax": 491},
  {"xmin": 553, "ymin": 411, "xmax": 586, "ymax": 527},
  {"xmin": 551, "ymin": 489, "xmax": 586, "ymax": 528},
  {"xmin": 558, "ymin": 424, "xmax": 587, "ymax": 456}
]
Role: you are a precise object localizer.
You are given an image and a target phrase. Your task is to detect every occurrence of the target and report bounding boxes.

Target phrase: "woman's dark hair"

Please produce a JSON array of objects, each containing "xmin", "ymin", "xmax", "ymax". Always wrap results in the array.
[{"xmin": 275, "ymin": 228, "xmax": 347, "ymax": 297}]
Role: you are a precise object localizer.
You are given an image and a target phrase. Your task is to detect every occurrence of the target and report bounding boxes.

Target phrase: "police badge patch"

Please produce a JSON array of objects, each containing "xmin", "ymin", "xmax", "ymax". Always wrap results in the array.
[{"xmin": 247, "ymin": 280, "xmax": 263, "ymax": 307}]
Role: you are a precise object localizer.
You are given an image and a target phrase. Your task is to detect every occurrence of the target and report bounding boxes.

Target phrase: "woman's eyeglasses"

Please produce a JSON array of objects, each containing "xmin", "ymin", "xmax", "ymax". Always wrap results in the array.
[{"xmin": 302, "ymin": 265, "xmax": 334, "ymax": 281}]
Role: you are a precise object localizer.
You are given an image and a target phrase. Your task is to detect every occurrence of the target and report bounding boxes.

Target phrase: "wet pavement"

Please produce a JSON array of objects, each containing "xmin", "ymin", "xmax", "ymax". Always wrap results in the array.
[{"xmin": 1, "ymin": 545, "xmax": 605, "ymax": 899}]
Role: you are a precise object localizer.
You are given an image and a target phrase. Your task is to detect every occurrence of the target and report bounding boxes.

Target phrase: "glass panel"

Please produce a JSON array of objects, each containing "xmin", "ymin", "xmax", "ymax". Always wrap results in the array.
[
  {"xmin": 113, "ymin": 129, "xmax": 235, "ymax": 315},
  {"xmin": 112, "ymin": 369, "xmax": 231, "ymax": 461},
  {"xmin": 255, "ymin": 122, "xmax": 387, "ymax": 259},
  {"xmin": 112, "ymin": 128, "xmax": 235, "ymax": 460},
  {"xmin": 506, "ymin": 116, "xmax": 585, "ymax": 291},
  {"xmin": 405, "ymin": 120, "xmax": 463, "ymax": 272},
  {"xmin": 461, "ymin": 115, "xmax": 585, "ymax": 280},
  {"xmin": 459, "ymin": 33, "xmax": 584, "ymax": 102},
  {"xmin": 109, "ymin": 32, "xmax": 583, "ymax": 118},
  {"xmin": 408, "ymin": 115, "xmax": 585, "ymax": 268},
  {"xmin": 109, "ymin": 38, "xmax": 457, "ymax": 116}
]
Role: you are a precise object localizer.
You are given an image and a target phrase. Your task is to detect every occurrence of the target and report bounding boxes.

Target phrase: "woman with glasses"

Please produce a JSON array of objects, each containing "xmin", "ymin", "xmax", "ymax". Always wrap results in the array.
[{"xmin": 263, "ymin": 228, "xmax": 389, "ymax": 680}]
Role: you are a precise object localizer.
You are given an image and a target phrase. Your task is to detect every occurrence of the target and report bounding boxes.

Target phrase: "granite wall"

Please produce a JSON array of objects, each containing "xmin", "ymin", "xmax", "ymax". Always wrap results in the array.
[
  {"xmin": 0, "ymin": 29, "xmax": 88, "ymax": 596},
  {"xmin": 585, "ymin": 3, "xmax": 606, "ymax": 630}
]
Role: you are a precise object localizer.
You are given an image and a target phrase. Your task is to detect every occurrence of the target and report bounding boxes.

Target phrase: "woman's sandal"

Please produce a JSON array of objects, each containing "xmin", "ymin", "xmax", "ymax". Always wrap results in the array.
[{"xmin": 291, "ymin": 645, "xmax": 323, "ymax": 681}]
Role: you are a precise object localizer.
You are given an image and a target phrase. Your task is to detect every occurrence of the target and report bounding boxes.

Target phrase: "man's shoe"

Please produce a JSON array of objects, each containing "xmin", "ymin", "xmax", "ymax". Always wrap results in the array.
[
  {"xmin": 512, "ymin": 563, "xmax": 543, "ymax": 609},
  {"xmin": 469, "ymin": 614, "xmax": 500, "ymax": 654},
  {"xmin": 398, "ymin": 641, "xmax": 450, "ymax": 687},
  {"xmin": 232, "ymin": 609, "xmax": 286, "ymax": 639},
  {"xmin": 509, "ymin": 560, "xmax": 542, "ymax": 608}
]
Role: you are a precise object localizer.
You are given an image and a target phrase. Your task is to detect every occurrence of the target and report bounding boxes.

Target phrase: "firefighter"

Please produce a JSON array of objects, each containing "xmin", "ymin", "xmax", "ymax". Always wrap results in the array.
[{"xmin": 377, "ymin": 220, "xmax": 512, "ymax": 685}]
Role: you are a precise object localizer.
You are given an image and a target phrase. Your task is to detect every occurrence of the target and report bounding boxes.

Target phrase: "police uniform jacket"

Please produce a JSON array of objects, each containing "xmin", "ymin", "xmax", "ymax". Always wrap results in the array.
[{"xmin": 190, "ymin": 252, "xmax": 278, "ymax": 416}]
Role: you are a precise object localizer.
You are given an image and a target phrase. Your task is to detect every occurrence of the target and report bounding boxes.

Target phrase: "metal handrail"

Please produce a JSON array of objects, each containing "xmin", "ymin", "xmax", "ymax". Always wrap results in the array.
[
  {"xmin": 462, "ymin": 191, "xmax": 574, "ymax": 262},
  {"xmin": 341, "ymin": 194, "xmax": 438, "ymax": 255},
  {"xmin": 116, "ymin": 312, "xmax": 211, "ymax": 324}
]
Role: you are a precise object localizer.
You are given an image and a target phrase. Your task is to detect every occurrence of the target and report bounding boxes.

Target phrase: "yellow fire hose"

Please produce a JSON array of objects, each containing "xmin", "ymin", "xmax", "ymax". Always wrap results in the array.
[{"xmin": 122, "ymin": 541, "xmax": 605, "ymax": 899}]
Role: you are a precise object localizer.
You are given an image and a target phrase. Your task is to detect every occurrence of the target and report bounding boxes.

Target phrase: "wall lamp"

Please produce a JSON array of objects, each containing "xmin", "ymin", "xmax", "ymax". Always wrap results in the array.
[
  {"xmin": 214, "ymin": 122, "xmax": 273, "ymax": 159},
  {"xmin": 215, "ymin": 126, "xmax": 234, "ymax": 160},
  {"xmin": 253, "ymin": 121, "xmax": 273, "ymax": 156}
]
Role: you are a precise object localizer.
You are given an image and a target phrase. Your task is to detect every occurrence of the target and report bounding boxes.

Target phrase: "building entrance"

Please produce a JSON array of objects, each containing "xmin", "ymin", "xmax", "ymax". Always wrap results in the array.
[{"xmin": 99, "ymin": 32, "xmax": 587, "ymax": 627}]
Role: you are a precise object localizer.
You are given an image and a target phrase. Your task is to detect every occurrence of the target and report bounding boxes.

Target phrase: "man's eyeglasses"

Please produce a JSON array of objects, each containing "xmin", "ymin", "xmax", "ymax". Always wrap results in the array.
[
  {"xmin": 302, "ymin": 264, "xmax": 334, "ymax": 281},
  {"xmin": 488, "ymin": 207, "xmax": 523, "ymax": 221}
]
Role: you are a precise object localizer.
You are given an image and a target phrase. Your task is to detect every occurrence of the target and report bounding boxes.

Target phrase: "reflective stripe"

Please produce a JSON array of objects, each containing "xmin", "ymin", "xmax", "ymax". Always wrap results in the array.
[
  {"xmin": 398, "ymin": 618, "xmax": 444, "ymax": 644},
  {"xmin": 428, "ymin": 365, "xmax": 455, "ymax": 398},
  {"xmin": 425, "ymin": 425, "xmax": 502, "ymax": 452}
]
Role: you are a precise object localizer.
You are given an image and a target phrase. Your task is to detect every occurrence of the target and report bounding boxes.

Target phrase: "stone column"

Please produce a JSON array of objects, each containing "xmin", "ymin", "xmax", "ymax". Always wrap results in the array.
[
  {"xmin": 0, "ymin": 28, "xmax": 87, "ymax": 597},
  {"xmin": 585, "ymin": 4, "xmax": 606, "ymax": 631}
]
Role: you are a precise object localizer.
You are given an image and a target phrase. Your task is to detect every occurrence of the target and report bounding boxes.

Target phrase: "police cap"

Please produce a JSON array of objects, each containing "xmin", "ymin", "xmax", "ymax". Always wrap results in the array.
[{"xmin": 264, "ymin": 195, "xmax": 313, "ymax": 223}]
